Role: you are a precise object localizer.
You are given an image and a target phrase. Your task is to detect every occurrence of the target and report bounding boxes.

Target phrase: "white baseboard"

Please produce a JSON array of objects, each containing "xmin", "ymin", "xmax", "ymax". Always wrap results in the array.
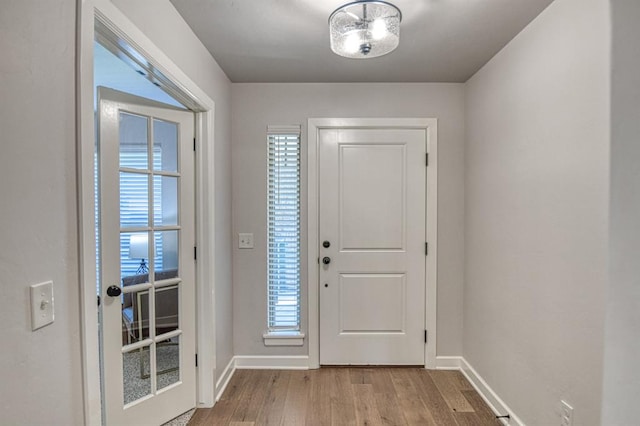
[
  {"xmin": 215, "ymin": 357, "xmax": 236, "ymax": 401},
  {"xmin": 458, "ymin": 357, "xmax": 525, "ymax": 426},
  {"xmin": 434, "ymin": 356, "xmax": 524, "ymax": 426},
  {"xmin": 234, "ymin": 355, "xmax": 310, "ymax": 370},
  {"xmin": 435, "ymin": 356, "xmax": 463, "ymax": 370}
]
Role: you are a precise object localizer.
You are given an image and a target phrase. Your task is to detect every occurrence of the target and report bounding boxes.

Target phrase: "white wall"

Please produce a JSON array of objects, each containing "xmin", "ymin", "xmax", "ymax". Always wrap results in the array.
[
  {"xmin": 0, "ymin": 1, "xmax": 84, "ymax": 424},
  {"xmin": 464, "ymin": 0, "xmax": 610, "ymax": 424},
  {"xmin": 109, "ymin": 0, "xmax": 235, "ymax": 389},
  {"xmin": 602, "ymin": 0, "xmax": 640, "ymax": 423},
  {"xmin": 231, "ymin": 83, "xmax": 465, "ymax": 357}
]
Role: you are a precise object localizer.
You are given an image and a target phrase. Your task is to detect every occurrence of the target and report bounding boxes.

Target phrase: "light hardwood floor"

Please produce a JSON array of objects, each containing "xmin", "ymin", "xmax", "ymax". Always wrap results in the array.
[{"xmin": 188, "ymin": 368, "xmax": 502, "ymax": 426}]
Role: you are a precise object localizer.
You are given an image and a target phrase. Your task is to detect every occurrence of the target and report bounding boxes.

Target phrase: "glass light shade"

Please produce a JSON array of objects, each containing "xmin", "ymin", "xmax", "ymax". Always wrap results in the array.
[
  {"xmin": 329, "ymin": 1, "xmax": 402, "ymax": 59},
  {"xmin": 129, "ymin": 233, "xmax": 149, "ymax": 259}
]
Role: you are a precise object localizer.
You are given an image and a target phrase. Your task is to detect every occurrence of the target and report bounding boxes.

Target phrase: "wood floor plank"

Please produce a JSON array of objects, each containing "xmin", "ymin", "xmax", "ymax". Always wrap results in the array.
[
  {"xmin": 281, "ymin": 370, "xmax": 312, "ymax": 425},
  {"xmin": 330, "ymin": 368, "xmax": 357, "ymax": 426},
  {"xmin": 305, "ymin": 369, "xmax": 332, "ymax": 426},
  {"xmin": 410, "ymin": 370, "xmax": 458, "ymax": 426},
  {"xmin": 453, "ymin": 412, "xmax": 484, "ymax": 426},
  {"xmin": 353, "ymin": 384, "xmax": 384, "ymax": 425},
  {"xmin": 186, "ymin": 406, "xmax": 210, "ymax": 425},
  {"xmin": 254, "ymin": 370, "xmax": 291, "ymax": 426},
  {"xmin": 370, "ymin": 368, "xmax": 395, "ymax": 395},
  {"xmin": 428, "ymin": 370, "xmax": 475, "ymax": 413},
  {"xmin": 220, "ymin": 369, "xmax": 250, "ymax": 402},
  {"xmin": 390, "ymin": 369, "xmax": 437, "ymax": 426},
  {"xmin": 449, "ymin": 370, "xmax": 474, "ymax": 391},
  {"xmin": 189, "ymin": 371, "xmax": 249, "ymax": 425},
  {"xmin": 461, "ymin": 390, "xmax": 502, "ymax": 425},
  {"xmin": 373, "ymin": 390, "xmax": 408, "ymax": 426},
  {"xmin": 227, "ymin": 370, "xmax": 259, "ymax": 423},
  {"xmin": 349, "ymin": 367, "xmax": 373, "ymax": 385},
  {"xmin": 189, "ymin": 399, "xmax": 236, "ymax": 425},
  {"xmin": 370, "ymin": 369, "xmax": 406, "ymax": 425},
  {"xmin": 229, "ymin": 370, "xmax": 272, "ymax": 423},
  {"xmin": 188, "ymin": 368, "xmax": 500, "ymax": 426}
]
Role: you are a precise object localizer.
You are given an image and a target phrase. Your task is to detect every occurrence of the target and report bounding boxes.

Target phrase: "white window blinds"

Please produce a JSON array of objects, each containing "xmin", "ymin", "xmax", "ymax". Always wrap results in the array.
[
  {"xmin": 267, "ymin": 126, "xmax": 301, "ymax": 332},
  {"xmin": 95, "ymin": 148, "xmax": 164, "ymax": 295},
  {"xmin": 119, "ymin": 148, "xmax": 164, "ymax": 277}
]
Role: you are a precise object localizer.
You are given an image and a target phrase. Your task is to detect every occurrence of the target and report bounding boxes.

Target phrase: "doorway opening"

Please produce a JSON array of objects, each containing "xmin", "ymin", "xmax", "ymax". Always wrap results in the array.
[
  {"xmin": 95, "ymin": 23, "xmax": 196, "ymax": 426},
  {"xmin": 79, "ymin": 6, "xmax": 217, "ymax": 425}
]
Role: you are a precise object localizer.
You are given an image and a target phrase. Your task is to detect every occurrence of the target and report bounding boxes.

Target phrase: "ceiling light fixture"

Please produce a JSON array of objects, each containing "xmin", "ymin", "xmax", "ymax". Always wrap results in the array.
[{"xmin": 329, "ymin": 1, "xmax": 402, "ymax": 59}]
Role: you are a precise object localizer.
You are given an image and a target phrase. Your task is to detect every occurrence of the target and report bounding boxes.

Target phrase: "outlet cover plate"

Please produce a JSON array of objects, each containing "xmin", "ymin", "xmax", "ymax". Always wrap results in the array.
[
  {"xmin": 30, "ymin": 281, "xmax": 54, "ymax": 330},
  {"xmin": 239, "ymin": 233, "xmax": 254, "ymax": 249}
]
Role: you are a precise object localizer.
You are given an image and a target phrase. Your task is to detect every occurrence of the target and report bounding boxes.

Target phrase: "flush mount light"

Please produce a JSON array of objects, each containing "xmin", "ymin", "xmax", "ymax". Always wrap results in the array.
[{"xmin": 329, "ymin": 0, "xmax": 402, "ymax": 59}]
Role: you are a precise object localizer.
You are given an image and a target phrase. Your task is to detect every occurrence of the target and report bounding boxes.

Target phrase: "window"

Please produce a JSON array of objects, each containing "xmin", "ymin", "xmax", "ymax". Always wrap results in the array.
[{"xmin": 265, "ymin": 125, "xmax": 303, "ymax": 344}]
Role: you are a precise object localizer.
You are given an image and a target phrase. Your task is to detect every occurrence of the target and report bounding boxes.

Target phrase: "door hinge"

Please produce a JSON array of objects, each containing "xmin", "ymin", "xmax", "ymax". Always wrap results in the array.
[
  {"xmin": 425, "ymin": 242, "xmax": 428, "ymax": 255},
  {"xmin": 195, "ymin": 354, "xmax": 198, "ymax": 367},
  {"xmin": 193, "ymin": 137, "xmax": 196, "ymax": 151},
  {"xmin": 424, "ymin": 330, "xmax": 428, "ymax": 343},
  {"xmin": 194, "ymin": 246, "xmax": 197, "ymax": 260},
  {"xmin": 426, "ymin": 153, "xmax": 429, "ymax": 166}
]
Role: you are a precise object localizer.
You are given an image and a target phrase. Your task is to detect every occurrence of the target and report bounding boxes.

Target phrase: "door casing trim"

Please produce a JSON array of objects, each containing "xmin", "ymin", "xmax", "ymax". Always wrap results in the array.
[
  {"xmin": 307, "ymin": 118, "xmax": 438, "ymax": 369},
  {"xmin": 78, "ymin": 1, "xmax": 217, "ymax": 424}
]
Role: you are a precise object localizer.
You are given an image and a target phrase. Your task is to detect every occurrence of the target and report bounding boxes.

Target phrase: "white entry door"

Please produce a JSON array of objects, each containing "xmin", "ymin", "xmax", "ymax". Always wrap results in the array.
[
  {"xmin": 319, "ymin": 128, "xmax": 426, "ymax": 365},
  {"xmin": 98, "ymin": 87, "xmax": 196, "ymax": 425}
]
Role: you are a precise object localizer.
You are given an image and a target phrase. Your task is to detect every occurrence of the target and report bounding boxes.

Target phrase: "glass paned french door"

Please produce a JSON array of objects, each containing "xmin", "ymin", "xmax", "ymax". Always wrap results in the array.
[{"xmin": 98, "ymin": 87, "xmax": 195, "ymax": 426}]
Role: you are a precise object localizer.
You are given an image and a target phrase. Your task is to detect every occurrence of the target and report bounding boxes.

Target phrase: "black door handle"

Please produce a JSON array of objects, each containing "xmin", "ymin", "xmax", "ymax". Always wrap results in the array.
[
  {"xmin": 323, "ymin": 240, "xmax": 331, "ymax": 248},
  {"xmin": 106, "ymin": 285, "xmax": 122, "ymax": 297},
  {"xmin": 322, "ymin": 257, "xmax": 331, "ymax": 265}
]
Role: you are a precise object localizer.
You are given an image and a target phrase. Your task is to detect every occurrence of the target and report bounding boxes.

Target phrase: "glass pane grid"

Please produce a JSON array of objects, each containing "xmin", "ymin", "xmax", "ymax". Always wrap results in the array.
[
  {"xmin": 117, "ymin": 112, "xmax": 182, "ymax": 402},
  {"xmin": 120, "ymin": 146, "xmax": 164, "ymax": 279}
]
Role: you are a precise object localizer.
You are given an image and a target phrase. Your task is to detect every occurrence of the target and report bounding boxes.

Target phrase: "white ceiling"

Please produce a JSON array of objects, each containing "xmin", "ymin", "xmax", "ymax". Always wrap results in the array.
[{"xmin": 170, "ymin": 0, "xmax": 555, "ymax": 83}]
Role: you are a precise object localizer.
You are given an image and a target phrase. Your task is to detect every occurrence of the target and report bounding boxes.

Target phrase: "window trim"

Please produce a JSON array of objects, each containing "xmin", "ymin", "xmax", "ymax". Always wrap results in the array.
[
  {"xmin": 264, "ymin": 125, "xmax": 304, "ymax": 346},
  {"xmin": 262, "ymin": 331, "xmax": 305, "ymax": 346}
]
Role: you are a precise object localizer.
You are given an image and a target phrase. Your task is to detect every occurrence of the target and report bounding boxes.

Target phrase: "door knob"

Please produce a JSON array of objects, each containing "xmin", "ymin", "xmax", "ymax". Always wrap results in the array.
[
  {"xmin": 323, "ymin": 240, "xmax": 331, "ymax": 248},
  {"xmin": 106, "ymin": 285, "xmax": 122, "ymax": 297},
  {"xmin": 322, "ymin": 257, "xmax": 331, "ymax": 265}
]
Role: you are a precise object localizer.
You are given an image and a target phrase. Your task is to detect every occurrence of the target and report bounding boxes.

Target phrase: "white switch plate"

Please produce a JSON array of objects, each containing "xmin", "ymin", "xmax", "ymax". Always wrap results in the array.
[
  {"xmin": 238, "ymin": 233, "xmax": 254, "ymax": 249},
  {"xmin": 30, "ymin": 281, "xmax": 54, "ymax": 330}
]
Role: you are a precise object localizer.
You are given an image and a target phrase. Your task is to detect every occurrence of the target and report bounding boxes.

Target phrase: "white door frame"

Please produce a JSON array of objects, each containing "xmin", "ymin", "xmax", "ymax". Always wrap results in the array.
[
  {"xmin": 77, "ymin": 1, "xmax": 217, "ymax": 424},
  {"xmin": 307, "ymin": 118, "xmax": 438, "ymax": 370}
]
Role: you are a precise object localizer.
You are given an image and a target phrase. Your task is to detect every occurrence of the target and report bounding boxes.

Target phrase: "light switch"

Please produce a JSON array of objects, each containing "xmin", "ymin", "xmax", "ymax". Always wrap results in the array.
[
  {"xmin": 30, "ymin": 281, "xmax": 54, "ymax": 330},
  {"xmin": 238, "ymin": 233, "xmax": 254, "ymax": 249}
]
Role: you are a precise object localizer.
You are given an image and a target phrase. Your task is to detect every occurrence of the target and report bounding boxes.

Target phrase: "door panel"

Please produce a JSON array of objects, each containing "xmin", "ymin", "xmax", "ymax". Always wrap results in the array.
[
  {"xmin": 99, "ymin": 87, "xmax": 195, "ymax": 425},
  {"xmin": 319, "ymin": 128, "xmax": 426, "ymax": 365},
  {"xmin": 339, "ymin": 273, "xmax": 406, "ymax": 332},
  {"xmin": 340, "ymin": 144, "xmax": 406, "ymax": 250}
]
